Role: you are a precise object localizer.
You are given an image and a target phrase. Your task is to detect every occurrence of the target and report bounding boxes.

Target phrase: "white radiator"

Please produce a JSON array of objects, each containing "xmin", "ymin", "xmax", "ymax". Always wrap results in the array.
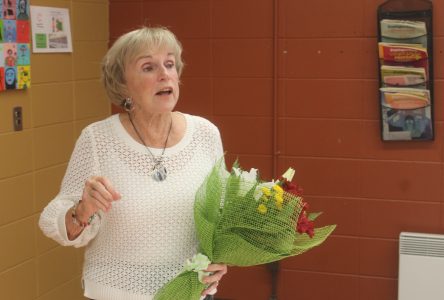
[{"xmin": 398, "ymin": 232, "xmax": 444, "ymax": 300}]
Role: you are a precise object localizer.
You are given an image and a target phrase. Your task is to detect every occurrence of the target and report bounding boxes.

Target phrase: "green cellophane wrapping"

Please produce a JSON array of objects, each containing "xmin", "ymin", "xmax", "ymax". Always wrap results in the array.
[{"xmin": 154, "ymin": 162, "xmax": 336, "ymax": 300}]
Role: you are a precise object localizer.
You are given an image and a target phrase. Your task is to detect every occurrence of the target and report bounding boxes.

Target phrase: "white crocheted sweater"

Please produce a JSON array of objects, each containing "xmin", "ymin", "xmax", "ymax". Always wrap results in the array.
[{"xmin": 39, "ymin": 113, "xmax": 224, "ymax": 300}]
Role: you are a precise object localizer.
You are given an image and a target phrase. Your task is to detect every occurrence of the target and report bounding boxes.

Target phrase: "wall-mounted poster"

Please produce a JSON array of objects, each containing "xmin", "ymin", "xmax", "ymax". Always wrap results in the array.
[
  {"xmin": 30, "ymin": 6, "xmax": 72, "ymax": 53},
  {"xmin": 0, "ymin": 0, "xmax": 31, "ymax": 91}
]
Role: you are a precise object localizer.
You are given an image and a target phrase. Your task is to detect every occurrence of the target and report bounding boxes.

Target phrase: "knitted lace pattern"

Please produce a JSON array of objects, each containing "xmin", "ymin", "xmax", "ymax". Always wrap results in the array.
[{"xmin": 39, "ymin": 113, "xmax": 223, "ymax": 299}]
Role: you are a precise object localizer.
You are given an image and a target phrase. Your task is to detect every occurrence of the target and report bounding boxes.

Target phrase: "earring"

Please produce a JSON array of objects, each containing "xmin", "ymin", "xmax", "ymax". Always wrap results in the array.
[{"xmin": 123, "ymin": 97, "xmax": 133, "ymax": 112}]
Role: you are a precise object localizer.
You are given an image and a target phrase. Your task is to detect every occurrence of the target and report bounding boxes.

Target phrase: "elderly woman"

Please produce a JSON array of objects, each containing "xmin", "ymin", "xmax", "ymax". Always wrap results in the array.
[{"xmin": 39, "ymin": 27, "xmax": 227, "ymax": 300}]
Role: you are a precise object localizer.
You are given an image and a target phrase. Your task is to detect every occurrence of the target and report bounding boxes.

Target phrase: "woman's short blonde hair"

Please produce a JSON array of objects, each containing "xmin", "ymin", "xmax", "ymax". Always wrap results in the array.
[{"xmin": 101, "ymin": 27, "xmax": 184, "ymax": 106}]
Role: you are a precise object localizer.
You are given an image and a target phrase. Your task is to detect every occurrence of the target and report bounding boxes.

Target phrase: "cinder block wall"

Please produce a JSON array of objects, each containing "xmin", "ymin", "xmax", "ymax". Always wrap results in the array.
[{"xmin": 0, "ymin": 0, "xmax": 109, "ymax": 299}]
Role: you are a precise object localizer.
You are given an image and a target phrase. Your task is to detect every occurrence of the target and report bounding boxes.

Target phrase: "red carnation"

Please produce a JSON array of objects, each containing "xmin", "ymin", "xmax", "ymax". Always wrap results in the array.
[
  {"xmin": 281, "ymin": 179, "xmax": 304, "ymax": 196},
  {"xmin": 297, "ymin": 212, "xmax": 315, "ymax": 238}
]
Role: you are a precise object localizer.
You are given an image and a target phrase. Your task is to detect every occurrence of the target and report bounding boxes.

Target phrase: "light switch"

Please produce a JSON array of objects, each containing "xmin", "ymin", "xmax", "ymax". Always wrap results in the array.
[{"xmin": 13, "ymin": 106, "xmax": 23, "ymax": 131}]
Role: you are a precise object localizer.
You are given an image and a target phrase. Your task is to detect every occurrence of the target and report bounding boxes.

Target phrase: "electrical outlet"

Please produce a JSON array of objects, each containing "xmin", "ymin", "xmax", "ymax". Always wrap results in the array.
[{"xmin": 13, "ymin": 106, "xmax": 23, "ymax": 131}]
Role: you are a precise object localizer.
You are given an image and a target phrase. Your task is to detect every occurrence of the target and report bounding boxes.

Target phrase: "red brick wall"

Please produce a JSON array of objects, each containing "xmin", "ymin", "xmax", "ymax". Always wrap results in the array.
[{"xmin": 109, "ymin": 1, "xmax": 444, "ymax": 299}]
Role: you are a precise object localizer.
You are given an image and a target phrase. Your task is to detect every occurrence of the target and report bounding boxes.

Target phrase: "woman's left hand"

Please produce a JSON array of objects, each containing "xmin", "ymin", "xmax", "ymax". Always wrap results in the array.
[{"xmin": 201, "ymin": 263, "xmax": 228, "ymax": 296}]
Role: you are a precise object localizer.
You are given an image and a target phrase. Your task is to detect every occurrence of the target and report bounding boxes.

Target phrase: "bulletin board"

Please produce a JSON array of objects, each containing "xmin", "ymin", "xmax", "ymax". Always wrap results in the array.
[{"xmin": 0, "ymin": 0, "xmax": 31, "ymax": 91}]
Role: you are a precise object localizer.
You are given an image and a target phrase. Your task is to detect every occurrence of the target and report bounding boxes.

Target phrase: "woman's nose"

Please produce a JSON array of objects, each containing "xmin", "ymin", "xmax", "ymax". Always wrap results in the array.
[{"xmin": 158, "ymin": 66, "xmax": 168, "ymax": 80}]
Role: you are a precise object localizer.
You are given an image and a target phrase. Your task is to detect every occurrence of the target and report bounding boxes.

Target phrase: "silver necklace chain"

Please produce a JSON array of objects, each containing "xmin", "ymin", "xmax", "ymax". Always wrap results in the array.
[{"xmin": 128, "ymin": 112, "xmax": 172, "ymax": 182}]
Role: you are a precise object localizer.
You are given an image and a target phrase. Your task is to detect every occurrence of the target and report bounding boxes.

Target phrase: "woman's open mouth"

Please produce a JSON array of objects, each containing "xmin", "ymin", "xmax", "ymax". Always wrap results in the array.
[{"xmin": 156, "ymin": 87, "xmax": 173, "ymax": 96}]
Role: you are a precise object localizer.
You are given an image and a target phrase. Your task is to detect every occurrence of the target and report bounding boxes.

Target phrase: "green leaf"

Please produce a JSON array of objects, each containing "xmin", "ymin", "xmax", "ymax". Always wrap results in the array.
[
  {"xmin": 308, "ymin": 212, "xmax": 322, "ymax": 221},
  {"xmin": 231, "ymin": 159, "xmax": 240, "ymax": 171},
  {"xmin": 154, "ymin": 271, "xmax": 205, "ymax": 300}
]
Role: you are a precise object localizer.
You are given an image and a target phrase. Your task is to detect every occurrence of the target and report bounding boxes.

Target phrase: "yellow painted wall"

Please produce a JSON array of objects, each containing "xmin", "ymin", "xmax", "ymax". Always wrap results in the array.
[{"xmin": 0, "ymin": 0, "xmax": 109, "ymax": 299}]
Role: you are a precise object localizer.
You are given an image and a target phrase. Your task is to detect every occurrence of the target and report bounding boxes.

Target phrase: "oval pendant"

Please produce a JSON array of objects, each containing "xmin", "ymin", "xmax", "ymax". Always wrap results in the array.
[{"xmin": 153, "ymin": 165, "xmax": 167, "ymax": 182}]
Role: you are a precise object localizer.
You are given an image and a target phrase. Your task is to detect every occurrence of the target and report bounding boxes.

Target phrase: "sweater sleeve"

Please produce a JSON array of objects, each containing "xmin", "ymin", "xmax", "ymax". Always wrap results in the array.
[
  {"xmin": 211, "ymin": 124, "xmax": 224, "ymax": 163},
  {"xmin": 39, "ymin": 127, "xmax": 102, "ymax": 248}
]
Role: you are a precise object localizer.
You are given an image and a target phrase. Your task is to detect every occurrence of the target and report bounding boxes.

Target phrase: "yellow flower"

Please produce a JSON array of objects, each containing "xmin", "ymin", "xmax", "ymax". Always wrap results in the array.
[
  {"xmin": 272, "ymin": 184, "xmax": 283, "ymax": 196},
  {"xmin": 275, "ymin": 194, "xmax": 284, "ymax": 210},
  {"xmin": 275, "ymin": 194, "xmax": 283, "ymax": 204},
  {"xmin": 257, "ymin": 204, "xmax": 267, "ymax": 214},
  {"xmin": 261, "ymin": 187, "xmax": 271, "ymax": 197}
]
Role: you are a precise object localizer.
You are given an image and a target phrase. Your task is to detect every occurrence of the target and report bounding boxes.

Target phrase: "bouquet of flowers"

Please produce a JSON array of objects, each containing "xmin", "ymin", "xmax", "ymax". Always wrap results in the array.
[{"xmin": 154, "ymin": 161, "xmax": 336, "ymax": 300}]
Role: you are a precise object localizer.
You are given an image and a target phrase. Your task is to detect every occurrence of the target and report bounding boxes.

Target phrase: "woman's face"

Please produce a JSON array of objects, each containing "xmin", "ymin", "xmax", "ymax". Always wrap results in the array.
[{"xmin": 124, "ymin": 47, "xmax": 179, "ymax": 114}]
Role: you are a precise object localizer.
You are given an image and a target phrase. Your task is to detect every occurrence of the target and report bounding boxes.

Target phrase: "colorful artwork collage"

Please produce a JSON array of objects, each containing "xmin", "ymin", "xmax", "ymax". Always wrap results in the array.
[{"xmin": 0, "ymin": 0, "xmax": 31, "ymax": 91}]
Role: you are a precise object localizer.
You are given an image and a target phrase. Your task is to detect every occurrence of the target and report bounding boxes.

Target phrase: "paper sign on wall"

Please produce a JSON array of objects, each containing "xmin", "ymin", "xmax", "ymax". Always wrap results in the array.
[
  {"xmin": 30, "ymin": 6, "xmax": 72, "ymax": 53},
  {"xmin": 0, "ymin": 0, "xmax": 31, "ymax": 91}
]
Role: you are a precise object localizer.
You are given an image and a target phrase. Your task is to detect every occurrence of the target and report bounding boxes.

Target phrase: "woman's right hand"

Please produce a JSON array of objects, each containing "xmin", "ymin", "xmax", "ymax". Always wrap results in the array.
[
  {"xmin": 79, "ymin": 176, "xmax": 121, "ymax": 217},
  {"xmin": 66, "ymin": 176, "xmax": 121, "ymax": 240}
]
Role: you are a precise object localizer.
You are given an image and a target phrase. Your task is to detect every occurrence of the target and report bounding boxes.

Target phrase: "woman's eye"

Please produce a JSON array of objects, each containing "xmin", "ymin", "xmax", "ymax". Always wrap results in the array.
[
  {"xmin": 142, "ymin": 65, "xmax": 153, "ymax": 72},
  {"xmin": 165, "ymin": 61, "xmax": 175, "ymax": 69}
]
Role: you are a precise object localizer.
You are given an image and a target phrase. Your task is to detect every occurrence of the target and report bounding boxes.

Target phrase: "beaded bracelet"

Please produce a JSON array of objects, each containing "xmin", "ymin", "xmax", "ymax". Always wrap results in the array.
[{"xmin": 71, "ymin": 200, "xmax": 96, "ymax": 228}]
